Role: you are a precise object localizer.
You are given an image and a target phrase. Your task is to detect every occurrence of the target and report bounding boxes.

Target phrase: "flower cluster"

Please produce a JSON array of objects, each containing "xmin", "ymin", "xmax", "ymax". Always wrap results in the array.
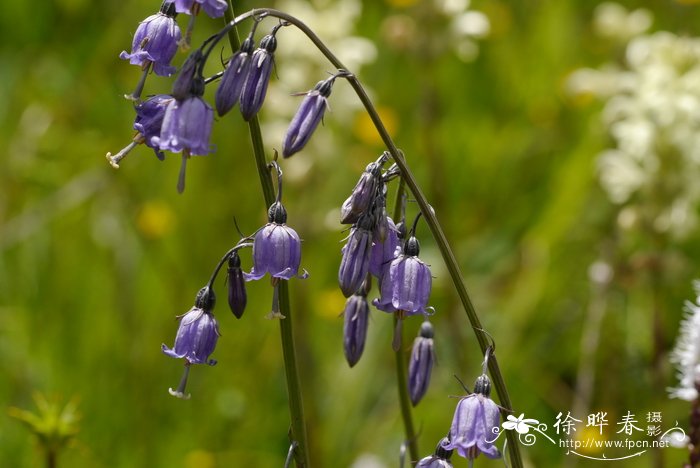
[
  {"xmin": 111, "ymin": 4, "xmax": 514, "ymax": 465},
  {"xmin": 111, "ymin": 15, "xmax": 347, "ymax": 191},
  {"xmin": 337, "ymin": 152, "xmax": 436, "ymax": 403}
]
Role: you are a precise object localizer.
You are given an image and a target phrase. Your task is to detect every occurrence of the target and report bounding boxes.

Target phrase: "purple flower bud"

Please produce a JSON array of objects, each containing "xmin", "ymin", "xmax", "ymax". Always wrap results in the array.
[
  {"xmin": 369, "ymin": 216, "xmax": 400, "ymax": 281},
  {"xmin": 340, "ymin": 159, "xmax": 384, "ymax": 224},
  {"xmin": 239, "ymin": 34, "xmax": 277, "ymax": 121},
  {"xmin": 417, "ymin": 437, "xmax": 454, "ymax": 468},
  {"xmin": 408, "ymin": 321, "xmax": 435, "ymax": 405},
  {"xmin": 343, "ymin": 282, "xmax": 370, "ymax": 367},
  {"xmin": 244, "ymin": 202, "xmax": 308, "ymax": 281},
  {"xmin": 162, "ymin": 287, "xmax": 220, "ymax": 365},
  {"xmin": 442, "ymin": 376, "xmax": 501, "ymax": 460},
  {"xmin": 134, "ymin": 94, "xmax": 173, "ymax": 160},
  {"xmin": 338, "ymin": 219, "xmax": 374, "ymax": 297},
  {"xmin": 215, "ymin": 37, "xmax": 254, "ymax": 116},
  {"xmin": 373, "ymin": 234, "xmax": 432, "ymax": 316},
  {"xmin": 282, "ymin": 77, "xmax": 335, "ymax": 158},
  {"xmin": 174, "ymin": 0, "xmax": 227, "ymax": 18},
  {"xmin": 120, "ymin": 2, "xmax": 181, "ymax": 77},
  {"xmin": 171, "ymin": 49, "xmax": 204, "ymax": 101},
  {"xmin": 227, "ymin": 252, "xmax": 247, "ymax": 319}
]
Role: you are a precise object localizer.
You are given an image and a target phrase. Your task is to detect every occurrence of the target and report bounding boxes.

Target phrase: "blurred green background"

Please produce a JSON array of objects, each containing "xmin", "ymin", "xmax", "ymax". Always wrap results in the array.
[{"xmin": 3, "ymin": 0, "xmax": 700, "ymax": 466}]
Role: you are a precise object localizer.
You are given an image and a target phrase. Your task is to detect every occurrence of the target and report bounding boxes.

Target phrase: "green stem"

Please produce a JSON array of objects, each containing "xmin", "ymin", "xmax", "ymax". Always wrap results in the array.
[
  {"xmin": 228, "ymin": 8, "xmax": 523, "ymax": 466},
  {"xmin": 223, "ymin": 6, "xmax": 309, "ymax": 467},
  {"xmin": 391, "ymin": 178, "xmax": 419, "ymax": 465}
]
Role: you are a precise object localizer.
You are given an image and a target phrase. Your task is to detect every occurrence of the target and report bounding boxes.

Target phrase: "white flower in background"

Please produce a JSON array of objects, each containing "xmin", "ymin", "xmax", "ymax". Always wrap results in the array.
[
  {"xmin": 669, "ymin": 281, "xmax": 700, "ymax": 401},
  {"xmin": 593, "ymin": 2, "xmax": 652, "ymax": 43},
  {"xmin": 568, "ymin": 4, "xmax": 700, "ymax": 237},
  {"xmin": 437, "ymin": 0, "xmax": 490, "ymax": 62},
  {"xmin": 380, "ymin": 0, "xmax": 489, "ymax": 62},
  {"xmin": 259, "ymin": 0, "xmax": 377, "ymax": 180}
]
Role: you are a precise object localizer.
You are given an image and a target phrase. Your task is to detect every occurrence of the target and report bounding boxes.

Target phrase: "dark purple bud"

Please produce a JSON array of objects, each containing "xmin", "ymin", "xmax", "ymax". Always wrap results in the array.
[
  {"xmin": 244, "ymin": 219, "xmax": 308, "ymax": 281},
  {"xmin": 340, "ymin": 160, "xmax": 384, "ymax": 224},
  {"xmin": 239, "ymin": 34, "xmax": 277, "ymax": 121},
  {"xmin": 134, "ymin": 94, "xmax": 173, "ymax": 160},
  {"xmin": 442, "ymin": 389, "xmax": 501, "ymax": 460},
  {"xmin": 338, "ymin": 220, "xmax": 373, "ymax": 297},
  {"xmin": 227, "ymin": 252, "xmax": 247, "ymax": 318},
  {"xmin": 369, "ymin": 216, "xmax": 400, "ymax": 281},
  {"xmin": 120, "ymin": 2, "xmax": 181, "ymax": 77},
  {"xmin": 171, "ymin": 49, "xmax": 204, "ymax": 100},
  {"xmin": 371, "ymin": 182, "xmax": 389, "ymax": 242},
  {"xmin": 342, "ymin": 291, "xmax": 370, "ymax": 367},
  {"xmin": 215, "ymin": 37, "xmax": 254, "ymax": 116},
  {"xmin": 373, "ymin": 244, "xmax": 432, "ymax": 316},
  {"xmin": 417, "ymin": 438, "xmax": 454, "ymax": 467},
  {"xmin": 282, "ymin": 77, "xmax": 335, "ymax": 158},
  {"xmin": 408, "ymin": 321, "xmax": 435, "ymax": 405},
  {"xmin": 174, "ymin": 0, "xmax": 227, "ymax": 18}
]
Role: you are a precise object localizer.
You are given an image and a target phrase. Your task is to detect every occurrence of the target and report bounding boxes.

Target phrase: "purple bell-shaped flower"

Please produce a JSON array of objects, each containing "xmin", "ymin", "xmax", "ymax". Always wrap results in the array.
[
  {"xmin": 120, "ymin": 1, "xmax": 181, "ymax": 77},
  {"xmin": 245, "ymin": 201, "xmax": 308, "ymax": 281},
  {"xmin": 374, "ymin": 216, "xmax": 432, "ymax": 317},
  {"xmin": 442, "ymin": 369, "xmax": 502, "ymax": 460},
  {"xmin": 162, "ymin": 286, "xmax": 220, "ymax": 399},
  {"xmin": 106, "ymin": 94, "xmax": 173, "ymax": 168}
]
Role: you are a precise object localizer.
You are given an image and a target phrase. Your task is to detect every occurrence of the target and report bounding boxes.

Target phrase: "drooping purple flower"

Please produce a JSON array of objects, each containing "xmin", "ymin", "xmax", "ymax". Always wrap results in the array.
[
  {"xmin": 408, "ymin": 321, "xmax": 435, "ymax": 406},
  {"xmin": 239, "ymin": 33, "xmax": 277, "ymax": 121},
  {"xmin": 343, "ymin": 279, "xmax": 371, "ymax": 367},
  {"xmin": 120, "ymin": 2, "xmax": 181, "ymax": 77},
  {"xmin": 340, "ymin": 156, "xmax": 387, "ymax": 225},
  {"xmin": 215, "ymin": 36, "xmax": 255, "ymax": 116},
  {"xmin": 442, "ymin": 375, "xmax": 502, "ymax": 460},
  {"xmin": 244, "ymin": 202, "xmax": 308, "ymax": 281},
  {"xmin": 369, "ymin": 216, "xmax": 400, "ymax": 281},
  {"xmin": 162, "ymin": 286, "xmax": 220, "ymax": 399},
  {"xmin": 151, "ymin": 94, "xmax": 213, "ymax": 192},
  {"xmin": 154, "ymin": 95, "xmax": 213, "ymax": 156},
  {"xmin": 174, "ymin": 0, "xmax": 227, "ymax": 18},
  {"xmin": 373, "ymin": 234, "xmax": 432, "ymax": 316},
  {"xmin": 134, "ymin": 94, "xmax": 173, "ymax": 160},
  {"xmin": 417, "ymin": 437, "xmax": 454, "ymax": 468},
  {"xmin": 226, "ymin": 251, "xmax": 247, "ymax": 319},
  {"xmin": 338, "ymin": 216, "xmax": 374, "ymax": 297},
  {"xmin": 106, "ymin": 94, "xmax": 173, "ymax": 168},
  {"xmin": 162, "ymin": 286, "xmax": 219, "ymax": 365},
  {"xmin": 282, "ymin": 77, "xmax": 336, "ymax": 158}
]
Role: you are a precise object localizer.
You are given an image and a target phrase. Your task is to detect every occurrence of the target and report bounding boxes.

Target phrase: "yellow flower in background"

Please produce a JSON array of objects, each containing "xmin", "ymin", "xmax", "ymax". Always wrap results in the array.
[
  {"xmin": 315, "ymin": 289, "xmax": 348, "ymax": 320},
  {"xmin": 184, "ymin": 450, "xmax": 216, "ymax": 468},
  {"xmin": 353, "ymin": 106, "xmax": 398, "ymax": 146},
  {"xmin": 136, "ymin": 200, "xmax": 175, "ymax": 239}
]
